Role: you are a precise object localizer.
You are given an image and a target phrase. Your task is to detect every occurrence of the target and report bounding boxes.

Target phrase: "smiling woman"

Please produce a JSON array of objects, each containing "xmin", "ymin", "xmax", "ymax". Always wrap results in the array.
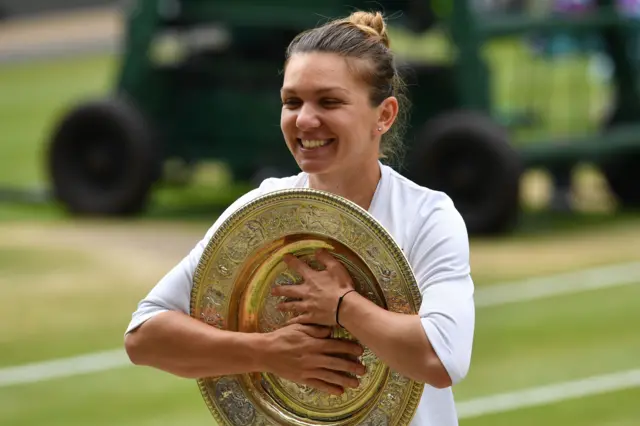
[
  {"xmin": 280, "ymin": 11, "xmax": 409, "ymax": 203},
  {"xmin": 280, "ymin": 51, "xmax": 394, "ymax": 195},
  {"xmin": 124, "ymin": 10, "xmax": 475, "ymax": 426}
]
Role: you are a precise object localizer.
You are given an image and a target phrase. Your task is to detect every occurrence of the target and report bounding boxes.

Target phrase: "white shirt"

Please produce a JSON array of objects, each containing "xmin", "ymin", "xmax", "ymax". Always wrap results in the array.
[{"xmin": 126, "ymin": 162, "xmax": 475, "ymax": 426}]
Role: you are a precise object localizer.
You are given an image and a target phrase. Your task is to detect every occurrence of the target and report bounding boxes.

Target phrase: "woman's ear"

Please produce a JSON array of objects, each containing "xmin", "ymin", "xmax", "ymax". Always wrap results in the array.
[{"xmin": 377, "ymin": 96, "xmax": 399, "ymax": 134}]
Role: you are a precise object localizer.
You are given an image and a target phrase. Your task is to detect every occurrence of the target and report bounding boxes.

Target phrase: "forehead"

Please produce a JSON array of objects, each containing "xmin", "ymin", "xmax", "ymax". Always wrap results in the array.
[{"xmin": 282, "ymin": 52, "xmax": 366, "ymax": 94}]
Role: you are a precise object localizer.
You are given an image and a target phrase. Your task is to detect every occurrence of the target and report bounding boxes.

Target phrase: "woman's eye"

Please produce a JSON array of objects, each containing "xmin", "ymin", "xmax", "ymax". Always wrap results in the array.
[
  {"xmin": 322, "ymin": 99, "xmax": 342, "ymax": 106},
  {"xmin": 282, "ymin": 99, "xmax": 301, "ymax": 108}
]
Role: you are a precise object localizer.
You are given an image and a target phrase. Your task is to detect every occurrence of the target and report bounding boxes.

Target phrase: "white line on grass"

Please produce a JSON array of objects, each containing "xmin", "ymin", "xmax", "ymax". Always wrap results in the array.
[
  {"xmin": 458, "ymin": 368, "xmax": 640, "ymax": 418},
  {"xmin": 475, "ymin": 261, "xmax": 640, "ymax": 307},
  {"xmin": 1, "ymin": 260, "xmax": 639, "ymax": 416},
  {"xmin": 0, "ymin": 349, "xmax": 127, "ymax": 388}
]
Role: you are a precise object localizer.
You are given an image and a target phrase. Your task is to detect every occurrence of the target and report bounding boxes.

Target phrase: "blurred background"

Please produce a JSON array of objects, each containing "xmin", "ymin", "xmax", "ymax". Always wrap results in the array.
[{"xmin": 0, "ymin": 0, "xmax": 638, "ymax": 425}]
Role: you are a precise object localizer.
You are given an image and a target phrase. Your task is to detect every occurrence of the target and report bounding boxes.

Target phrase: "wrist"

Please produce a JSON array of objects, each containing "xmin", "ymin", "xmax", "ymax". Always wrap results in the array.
[
  {"xmin": 336, "ymin": 289, "xmax": 359, "ymax": 328},
  {"xmin": 244, "ymin": 332, "xmax": 271, "ymax": 372}
]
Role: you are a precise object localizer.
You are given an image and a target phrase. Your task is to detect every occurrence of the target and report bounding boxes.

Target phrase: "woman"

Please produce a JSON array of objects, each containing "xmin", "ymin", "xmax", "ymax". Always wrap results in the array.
[{"xmin": 124, "ymin": 10, "xmax": 475, "ymax": 425}]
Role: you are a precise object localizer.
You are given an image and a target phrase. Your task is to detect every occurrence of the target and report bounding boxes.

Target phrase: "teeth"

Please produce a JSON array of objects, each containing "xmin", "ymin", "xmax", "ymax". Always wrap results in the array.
[{"xmin": 301, "ymin": 139, "xmax": 330, "ymax": 149}]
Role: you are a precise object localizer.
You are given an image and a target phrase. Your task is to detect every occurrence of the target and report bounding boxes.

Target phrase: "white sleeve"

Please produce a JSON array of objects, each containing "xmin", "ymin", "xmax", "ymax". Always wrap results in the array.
[
  {"xmin": 408, "ymin": 194, "xmax": 475, "ymax": 385},
  {"xmin": 124, "ymin": 188, "xmax": 265, "ymax": 335}
]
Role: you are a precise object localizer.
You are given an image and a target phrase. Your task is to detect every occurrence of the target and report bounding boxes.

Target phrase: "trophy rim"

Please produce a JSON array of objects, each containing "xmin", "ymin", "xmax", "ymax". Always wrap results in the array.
[{"xmin": 190, "ymin": 188, "xmax": 424, "ymax": 425}]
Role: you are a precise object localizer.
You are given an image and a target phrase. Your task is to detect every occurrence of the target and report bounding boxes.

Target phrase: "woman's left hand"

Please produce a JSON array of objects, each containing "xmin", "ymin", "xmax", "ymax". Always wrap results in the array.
[{"xmin": 272, "ymin": 249, "xmax": 355, "ymax": 327}]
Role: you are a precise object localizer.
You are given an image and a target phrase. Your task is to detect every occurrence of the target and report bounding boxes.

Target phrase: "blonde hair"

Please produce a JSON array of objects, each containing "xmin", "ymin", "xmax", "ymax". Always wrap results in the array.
[
  {"xmin": 285, "ymin": 11, "xmax": 410, "ymax": 165},
  {"xmin": 342, "ymin": 11, "xmax": 391, "ymax": 48}
]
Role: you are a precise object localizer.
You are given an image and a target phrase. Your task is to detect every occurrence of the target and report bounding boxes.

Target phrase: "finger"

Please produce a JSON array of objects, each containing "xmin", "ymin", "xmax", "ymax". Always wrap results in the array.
[
  {"xmin": 312, "ymin": 368, "xmax": 360, "ymax": 390},
  {"xmin": 302, "ymin": 379, "xmax": 344, "ymax": 396},
  {"xmin": 296, "ymin": 324, "xmax": 332, "ymax": 339},
  {"xmin": 271, "ymin": 284, "xmax": 307, "ymax": 299},
  {"xmin": 286, "ymin": 314, "xmax": 313, "ymax": 326},
  {"xmin": 283, "ymin": 254, "xmax": 314, "ymax": 277},
  {"xmin": 316, "ymin": 249, "xmax": 351, "ymax": 279},
  {"xmin": 316, "ymin": 355, "xmax": 367, "ymax": 376},
  {"xmin": 315, "ymin": 249, "xmax": 339, "ymax": 268},
  {"xmin": 277, "ymin": 300, "xmax": 306, "ymax": 313},
  {"xmin": 322, "ymin": 339, "xmax": 365, "ymax": 357},
  {"xmin": 288, "ymin": 316, "xmax": 334, "ymax": 328}
]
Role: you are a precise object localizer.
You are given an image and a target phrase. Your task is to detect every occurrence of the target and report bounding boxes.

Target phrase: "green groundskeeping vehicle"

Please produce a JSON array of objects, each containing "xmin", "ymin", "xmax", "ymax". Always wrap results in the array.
[{"xmin": 47, "ymin": 0, "xmax": 640, "ymax": 235}]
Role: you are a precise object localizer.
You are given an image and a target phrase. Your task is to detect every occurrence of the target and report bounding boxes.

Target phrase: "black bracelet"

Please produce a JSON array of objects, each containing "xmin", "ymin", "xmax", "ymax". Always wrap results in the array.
[{"xmin": 336, "ymin": 289, "xmax": 357, "ymax": 328}]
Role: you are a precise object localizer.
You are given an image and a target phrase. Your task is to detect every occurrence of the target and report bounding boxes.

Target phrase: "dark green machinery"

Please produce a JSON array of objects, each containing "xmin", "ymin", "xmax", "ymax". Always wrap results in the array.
[
  {"xmin": 404, "ymin": 0, "xmax": 640, "ymax": 233},
  {"xmin": 47, "ymin": 0, "xmax": 640, "ymax": 234},
  {"xmin": 47, "ymin": 0, "xmax": 435, "ymax": 215}
]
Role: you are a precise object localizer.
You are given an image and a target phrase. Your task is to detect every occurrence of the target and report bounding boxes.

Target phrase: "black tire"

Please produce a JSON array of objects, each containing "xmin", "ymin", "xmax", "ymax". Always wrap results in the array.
[
  {"xmin": 408, "ymin": 110, "xmax": 522, "ymax": 235},
  {"xmin": 47, "ymin": 97, "xmax": 160, "ymax": 216},
  {"xmin": 599, "ymin": 107, "xmax": 640, "ymax": 207}
]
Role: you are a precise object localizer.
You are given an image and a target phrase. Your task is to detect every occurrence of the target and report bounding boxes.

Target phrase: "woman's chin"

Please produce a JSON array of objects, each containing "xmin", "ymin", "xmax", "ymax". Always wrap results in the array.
[{"xmin": 296, "ymin": 158, "xmax": 335, "ymax": 175}]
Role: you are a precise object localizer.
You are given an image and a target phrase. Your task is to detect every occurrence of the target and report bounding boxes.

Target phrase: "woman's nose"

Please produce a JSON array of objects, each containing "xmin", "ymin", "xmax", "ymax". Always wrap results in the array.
[{"xmin": 295, "ymin": 104, "xmax": 321, "ymax": 130}]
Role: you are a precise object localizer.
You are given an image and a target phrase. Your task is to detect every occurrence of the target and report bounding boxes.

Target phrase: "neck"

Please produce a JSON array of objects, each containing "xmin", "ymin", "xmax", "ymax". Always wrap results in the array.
[{"xmin": 308, "ymin": 161, "xmax": 381, "ymax": 211}]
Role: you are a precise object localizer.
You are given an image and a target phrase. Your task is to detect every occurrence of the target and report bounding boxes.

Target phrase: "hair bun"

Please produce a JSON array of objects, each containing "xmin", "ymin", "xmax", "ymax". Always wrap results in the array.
[{"xmin": 347, "ymin": 11, "xmax": 390, "ymax": 48}]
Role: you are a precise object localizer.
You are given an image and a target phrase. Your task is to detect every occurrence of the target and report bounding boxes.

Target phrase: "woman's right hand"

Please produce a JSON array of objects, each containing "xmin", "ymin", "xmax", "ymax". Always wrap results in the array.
[{"xmin": 262, "ymin": 324, "xmax": 367, "ymax": 395}]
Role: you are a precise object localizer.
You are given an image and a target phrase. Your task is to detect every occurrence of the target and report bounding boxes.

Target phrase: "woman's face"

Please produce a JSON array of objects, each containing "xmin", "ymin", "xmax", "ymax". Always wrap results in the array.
[{"xmin": 280, "ymin": 52, "xmax": 396, "ymax": 177}]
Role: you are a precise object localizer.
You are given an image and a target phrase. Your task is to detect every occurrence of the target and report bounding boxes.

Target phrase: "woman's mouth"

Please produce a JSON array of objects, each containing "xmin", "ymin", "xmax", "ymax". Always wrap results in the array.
[{"xmin": 297, "ymin": 138, "xmax": 336, "ymax": 149}]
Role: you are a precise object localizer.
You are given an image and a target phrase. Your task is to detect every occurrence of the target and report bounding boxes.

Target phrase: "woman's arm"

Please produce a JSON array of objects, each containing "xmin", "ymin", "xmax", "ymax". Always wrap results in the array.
[
  {"xmin": 340, "ymin": 200, "xmax": 475, "ymax": 388},
  {"xmin": 125, "ymin": 311, "xmax": 365, "ymax": 394},
  {"xmin": 274, "ymin": 252, "xmax": 451, "ymax": 388},
  {"xmin": 125, "ymin": 310, "xmax": 264, "ymax": 378},
  {"xmin": 275, "ymin": 197, "xmax": 475, "ymax": 389},
  {"xmin": 336, "ymin": 292, "xmax": 452, "ymax": 388}
]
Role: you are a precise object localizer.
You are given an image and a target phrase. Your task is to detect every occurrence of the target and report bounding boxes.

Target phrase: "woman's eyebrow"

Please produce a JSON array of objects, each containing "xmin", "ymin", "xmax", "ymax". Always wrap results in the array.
[{"xmin": 280, "ymin": 86, "xmax": 349, "ymax": 95}]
